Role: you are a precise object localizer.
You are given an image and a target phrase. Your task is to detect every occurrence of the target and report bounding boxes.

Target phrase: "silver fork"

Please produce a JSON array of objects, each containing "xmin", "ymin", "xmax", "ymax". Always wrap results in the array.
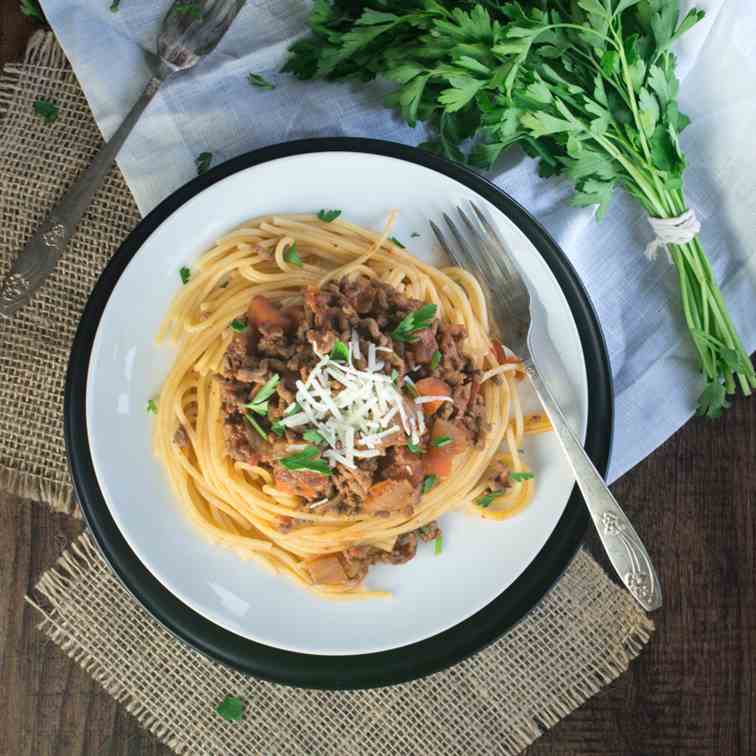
[
  {"xmin": 431, "ymin": 204, "xmax": 662, "ymax": 612},
  {"xmin": 0, "ymin": 0, "xmax": 247, "ymax": 319}
]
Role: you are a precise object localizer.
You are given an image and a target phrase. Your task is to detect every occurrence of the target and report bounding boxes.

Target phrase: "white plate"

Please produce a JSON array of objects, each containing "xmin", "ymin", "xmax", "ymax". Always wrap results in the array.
[{"xmin": 73, "ymin": 144, "xmax": 603, "ymax": 668}]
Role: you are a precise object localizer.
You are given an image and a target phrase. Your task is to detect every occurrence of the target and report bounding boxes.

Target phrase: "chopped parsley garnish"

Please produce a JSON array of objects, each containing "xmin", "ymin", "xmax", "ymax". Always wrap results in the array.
[
  {"xmin": 195, "ymin": 151, "xmax": 212, "ymax": 175},
  {"xmin": 389, "ymin": 236, "xmax": 405, "ymax": 248},
  {"xmin": 146, "ymin": 399, "xmax": 158, "ymax": 414},
  {"xmin": 270, "ymin": 420, "xmax": 285, "ymax": 437},
  {"xmin": 284, "ymin": 402, "xmax": 302, "ymax": 417},
  {"xmin": 403, "ymin": 377, "xmax": 418, "ymax": 399},
  {"xmin": 476, "ymin": 490, "xmax": 505, "ymax": 508},
  {"xmin": 510, "ymin": 471, "xmax": 535, "ymax": 482},
  {"xmin": 302, "ymin": 430, "xmax": 324, "ymax": 444},
  {"xmin": 281, "ymin": 446, "xmax": 332, "ymax": 476},
  {"xmin": 431, "ymin": 435, "xmax": 452, "ymax": 448},
  {"xmin": 33, "ymin": 98, "xmax": 58, "ymax": 124},
  {"xmin": 330, "ymin": 340, "xmax": 349, "ymax": 362},
  {"xmin": 421, "ymin": 474, "xmax": 438, "ymax": 494},
  {"xmin": 230, "ymin": 319, "xmax": 248, "ymax": 333},
  {"xmin": 175, "ymin": 2, "xmax": 202, "ymax": 19},
  {"xmin": 284, "ymin": 241, "xmax": 303, "ymax": 267},
  {"xmin": 216, "ymin": 695, "xmax": 245, "ymax": 721},
  {"xmin": 179, "ymin": 266, "xmax": 191, "ymax": 285},
  {"xmin": 391, "ymin": 368, "xmax": 398, "ymax": 385},
  {"xmin": 430, "ymin": 350, "xmax": 442, "ymax": 370},
  {"xmin": 434, "ymin": 535, "xmax": 443, "ymax": 555},
  {"xmin": 391, "ymin": 303, "xmax": 437, "ymax": 343},
  {"xmin": 110, "ymin": 0, "xmax": 121, "ymax": 11},
  {"xmin": 248, "ymin": 73, "xmax": 275, "ymax": 90},
  {"xmin": 317, "ymin": 209, "xmax": 341, "ymax": 223},
  {"xmin": 410, "ymin": 232, "xmax": 420, "ymax": 238},
  {"xmin": 20, "ymin": 0, "xmax": 45, "ymax": 22},
  {"xmin": 243, "ymin": 374, "xmax": 280, "ymax": 416},
  {"xmin": 407, "ymin": 440, "xmax": 423, "ymax": 455},
  {"xmin": 244, "ymin": 413, "xmax": 268, "ymax": 441}
]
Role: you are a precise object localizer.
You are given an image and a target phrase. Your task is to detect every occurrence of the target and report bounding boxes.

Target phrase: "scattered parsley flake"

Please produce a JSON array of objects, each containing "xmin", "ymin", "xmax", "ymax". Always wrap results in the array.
[
  {"xmin": 179, "ymin": 266, "xmax": 191, "ymax": 285},
  {"xmin": 230, "ymin": 319, "xmax": 248, "ymax": 333},
  {"xmin": 391, "ymin": 303, "xmax": 437, "ymax": 343},
  {"xmin": 509, "ymin": 471, "xmax": 534, "ymax": 482},
  {"xmin": 33, "ymin": 98, "xmax": 58, "ymax": 124},
  {"xmin": 281, "ymin": 446, "xmax": 332, "ymax": 476},
  {"xmin": 248, "ymin": 73, "xmax": 275, "ymax": 90},
  {"xmin": 20, "ymin": 0, "xmax": 45, "ymax": 23},
  {"xmin": 476, "ymin": 490, "xmax": 505, "ymax": 508},
  {"xmin": 244, "ymin": 413, "xmax": 269, "ymax": 441},
  {"xmin": 284, "ymin": 402, "xmax": 302, "ymax": 417},
  {"xmin": 389, "ymin": 236, "xmax": 405, "ymax": 248},
  {"xmin": 110, "ymin": 0, "xmax": 121, "ymax": 11},
  {"xmin": 243, "ymin": 375, "xmax": 280, "ymax": 417},
  {"xmin": 175, "ymin": 2, "xmax": 202, "ymax": 19},
  {"xmin": 407, "ymin": 440, "xmax": 423, "ymax": 455},
  {"xmin": 391, "ymin": 368, "xmax": 398, "ymax": 385},
  {"xmin": 196, "ymin": 151, "xmax": 212, "ymax": 175},
  {"xmin": 270, "ymin": 420, "xmax": 285, "ymax": 437},
  {"xmin": 403, "ymin": 377, "xmax": 418, "ymax": 398},
  {"xmin": 146, "ymin": 399, "xmax": 158, "ymax": 414},
  {"xmin": 430, "ymin": 350, "xmax": 441, "ymax": 370},
  {"xmin": 434, "ymin": 534, "xmax": 443, "ymax": 555},
  {"xmin": 410, "ymin": 232, "xmax": 420, "ymax": 238},
  {"xmin": 317, "ymin": 209, "xmax": 341, "ymax": 223},
  {"xmin": 284, "ymin": 241, "xmax": 303, "ymax": 267},
  {"xmin": 302, "ymin": 430, "xmax": 324, "ymax": 444},
  {"xmin": 421, "ymin": 474, "xmax": 438, "ymax": 495},
  {"xmin": 330, "ymin": 340, "xmax": 349, "ymax": 362},
  {"xmin": 431, "ymin": 435, "xmax": 452, "ymax": 448},
  {"xmin": 216, "ymin": 695, "xmax": 245, "ymax": 721}
]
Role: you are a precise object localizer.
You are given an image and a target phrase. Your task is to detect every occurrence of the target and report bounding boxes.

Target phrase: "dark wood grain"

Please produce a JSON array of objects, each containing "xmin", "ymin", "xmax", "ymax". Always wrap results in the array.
[{"xmin": 1, "ymin": 13, "xmax": 754, "ymax": 756}]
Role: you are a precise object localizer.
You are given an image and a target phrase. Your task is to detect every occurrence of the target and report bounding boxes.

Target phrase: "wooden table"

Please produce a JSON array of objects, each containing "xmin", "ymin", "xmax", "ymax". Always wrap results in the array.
[{"xmin": 1, "ymin": 9, "xmax": 754, "ymax": 755}]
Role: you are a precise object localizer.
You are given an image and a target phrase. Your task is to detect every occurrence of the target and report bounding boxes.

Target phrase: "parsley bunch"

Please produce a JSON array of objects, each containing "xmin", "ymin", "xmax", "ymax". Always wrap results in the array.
[{"xmin": 285, "ymin": 0, "xmax": 755, "ymax": 416}]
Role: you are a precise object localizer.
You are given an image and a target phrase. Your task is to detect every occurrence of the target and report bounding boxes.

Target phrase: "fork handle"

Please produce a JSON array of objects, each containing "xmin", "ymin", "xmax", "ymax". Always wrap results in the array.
[
  {"xmin": 0, "ymin": 75, "xmax": 163, "ymax": 319},
  {"xmin": 523, "ymin": 361, "xmax": 662, "ymax": 611}
]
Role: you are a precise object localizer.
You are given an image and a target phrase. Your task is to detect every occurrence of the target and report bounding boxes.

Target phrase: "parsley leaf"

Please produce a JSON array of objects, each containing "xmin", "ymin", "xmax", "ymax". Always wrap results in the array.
[
  {"xmin": 407, "ymin": 440, "xmax": 424, "ymax": 455},
  {"xmin": 391, "ymin": 303, "xmax": 437, "ymax": 343},
  {"xmin": 421, "ymin": 474, "xmax": 438, "ymax": 494},
  {"xmin": 403, "ymin": 377, "xmax": 418, "ymax": 398},
  {"xmin": 509, "ymin": 471, "xmax": 534, "ymax": 482},
  {"xmin": 146, "ymin": 399, "xmax": 158, "ymax": 414},
  {"xmin": 244, "ymin": 413, "xmax": 269, "ymax": 441},
  {"xmin": 434, "ymin": 534, "xmax": 443, "ymax": 555},
  {"xmin": 270, "ymin": 420, "xmax": 285, "ymax": 437},
  {"xmin": 179, "ymin": 266, "xmax": 191, "ymax": 285},
  {"xmin": 230, "ymin": 319, "xmax": 248, "ymax": 333},
  {"xmin": 389, "ymin": 236, "xmax": 405, "ymax": 248},
  {"xmin": 330, "ymin": 340, "xmax": 349, "ymax": 362},
  {"xmin": 196, "ymin": 151, "xmax": 212, "ymax": 175},
  {"xmin": 33, "ymin": 98, "xmax": 58, "ymax": 124},
  {"xmin": 431, "ymin": 435, "xmax": 452, "ymax": 448},
  {"xmin": 430, "ymin": 350, "xmax": 441, "ymax": 370},
  {"xmin": 284, "ymin": 402, "xmax": 302, "ymax": 417},
  {"xmin": 175, "ymin": 2, "xmax": 202, "ymax": 19},
  {"xmin": 243, "ymin": 375, "xmax": 280, "ymax": 416},
  {"xmin": 248, "ymin": 73, "xmax": 275, "ymax": 90},
  {"xmin": 317, "ymin": 209, "xmax": 341, "ymax": 223},
  {"xmin": 696, "ymin": 380, "xmax": 731, "ymax": 420},
  {"xmin": 302, "ymin": 430, "xmax": 324, "ymax": 444},
  {"xmin": 20, "ymin": 0, "xmax": 45, "ymax": 23},
  {"xmin": 216, "ymin": 695, "xmax": 245, "ymax": 721},
  {"xmin": 281, "ymin": 446, "xmax": 332, "ymax": 476},
  {"xmin": 476, "ymin": 490, "xmax": 505, "ymax": 508},
  {"xmin": 284, "ymin": 241, "xmax": 303, "ymax": 267}
]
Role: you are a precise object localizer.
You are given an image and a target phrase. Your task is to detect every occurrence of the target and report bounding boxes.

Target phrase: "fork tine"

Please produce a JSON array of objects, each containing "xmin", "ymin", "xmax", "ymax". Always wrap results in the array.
[
  {"xmin": 429, "ymin": 220, "xmax": 463, "ymax": 268},
  {"xmin": 467, "ymin": 202, "xmax": 525, "ymax": 287},
  {"xmin": 456, "ymin": 206, "xmax": 502, "ymax": 285},
  {"xmin": 442, "ymin": 212, "xmax": 488, "ymax": 282}
]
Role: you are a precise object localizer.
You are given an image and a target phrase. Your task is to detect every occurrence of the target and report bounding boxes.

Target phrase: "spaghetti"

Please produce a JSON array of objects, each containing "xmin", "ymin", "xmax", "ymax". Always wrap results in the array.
[{"xmin": 154, "ymin": 212, "xmax": 546, "ymax": 598}]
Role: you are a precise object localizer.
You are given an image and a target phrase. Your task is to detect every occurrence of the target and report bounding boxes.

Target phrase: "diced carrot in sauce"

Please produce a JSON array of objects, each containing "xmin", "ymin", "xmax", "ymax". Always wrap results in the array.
[
  {"xmin": 422, "ymin": 419, "xmax": 469, "ymax": 478},
  {"xmin": 414, "ymin": 377, "xmax": 451, "ymax": 416},
  {"xmin": 247, "ymin": 295, "xmax": 289, "ymax": 329},
  {"xmin": 363, "ymin": 479, "xmax": 414, "ymax": 513},
  {"xmin": 306, "ymin": 555, "xmax": 349, "ymax": 585}
]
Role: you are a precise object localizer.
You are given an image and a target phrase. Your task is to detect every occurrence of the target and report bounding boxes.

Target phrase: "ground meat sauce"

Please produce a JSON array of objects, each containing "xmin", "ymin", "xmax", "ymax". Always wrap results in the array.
[{"xmin": 213, "ymin": 276, "xmax": 486, "ymax": 575}]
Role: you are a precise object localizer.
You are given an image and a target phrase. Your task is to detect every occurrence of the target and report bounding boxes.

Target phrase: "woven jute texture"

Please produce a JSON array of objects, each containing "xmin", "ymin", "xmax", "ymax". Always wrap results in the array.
[
  {"xmin": 30, "ymin": 534, "xmax": 654, "ymax": 756},
  {"xmin": 0, "ymin": 32, "xmax": 140, "ymax": 515},
  {"xmin": 2, "ymin": 33, "xmax": 655, "ymax": 756}
]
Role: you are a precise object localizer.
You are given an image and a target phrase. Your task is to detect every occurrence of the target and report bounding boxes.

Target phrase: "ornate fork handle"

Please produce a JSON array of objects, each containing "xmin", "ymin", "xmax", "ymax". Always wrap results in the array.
[
  {"xmin": 0, "ymin": 76, "xmax": 162, "ymax": 319},
  {"xmin": 524, "ymin": 360, "xmax": 662, "ymax": 611}
]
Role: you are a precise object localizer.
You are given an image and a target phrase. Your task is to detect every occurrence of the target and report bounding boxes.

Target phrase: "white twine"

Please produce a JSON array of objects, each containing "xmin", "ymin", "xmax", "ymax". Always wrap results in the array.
[{"xmin": 644, "ymin": 208, "xmax": 701, "ymax": 263}]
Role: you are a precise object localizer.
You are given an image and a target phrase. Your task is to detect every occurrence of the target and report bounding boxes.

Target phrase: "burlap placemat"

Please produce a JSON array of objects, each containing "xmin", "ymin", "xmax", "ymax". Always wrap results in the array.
[{"xmin": 2, "ymin": 33, "xmax": 655, "ymax": 755}]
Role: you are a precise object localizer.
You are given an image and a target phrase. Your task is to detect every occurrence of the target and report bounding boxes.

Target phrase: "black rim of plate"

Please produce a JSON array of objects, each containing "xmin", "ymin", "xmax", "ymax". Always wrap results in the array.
[{"xmin": 65, "ymin": 137, "xmax": 612, "ymax": 690}]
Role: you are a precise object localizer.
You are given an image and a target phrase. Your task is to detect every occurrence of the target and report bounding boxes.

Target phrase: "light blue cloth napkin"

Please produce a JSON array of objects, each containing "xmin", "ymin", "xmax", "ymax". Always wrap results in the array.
[{"xmin": 39, "ymin": 0, "xmax": 756, "ymax": 481}]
